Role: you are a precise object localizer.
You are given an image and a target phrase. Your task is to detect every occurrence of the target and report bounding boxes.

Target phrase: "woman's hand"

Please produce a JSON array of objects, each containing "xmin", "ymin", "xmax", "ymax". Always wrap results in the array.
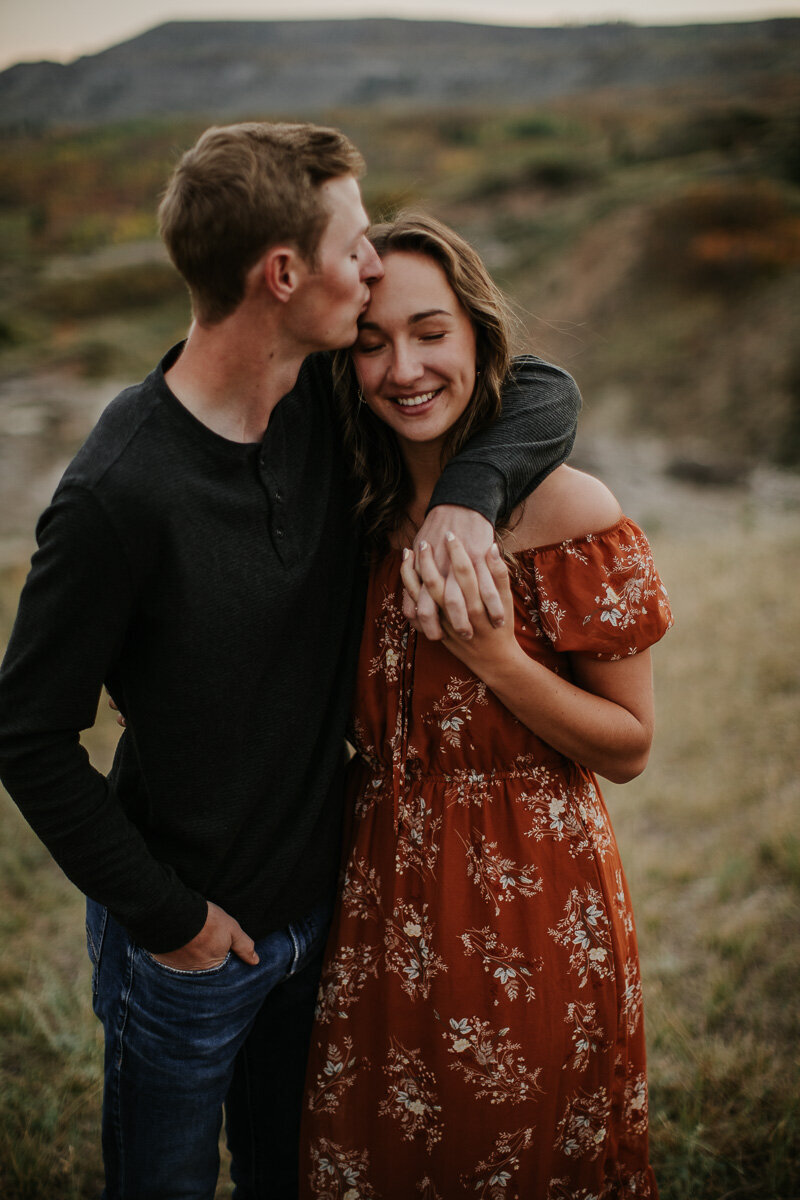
[
  {"xmin": 402, "ymin": 534, "xmax": 655, "ymax": 783},
  {"xmin": 401, "ymin": 534, "xmax": 520, "ymax": 680},
  {"xmin": 408, "ymin": 506, "xmax": 505, "ymax": 641}
]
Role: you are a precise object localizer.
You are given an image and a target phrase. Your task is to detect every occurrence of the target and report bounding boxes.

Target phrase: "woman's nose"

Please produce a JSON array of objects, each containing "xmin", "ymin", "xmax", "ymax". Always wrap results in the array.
[{"xmin": 388, "ymin": 343, "xmax": 424, "ymax": 386}]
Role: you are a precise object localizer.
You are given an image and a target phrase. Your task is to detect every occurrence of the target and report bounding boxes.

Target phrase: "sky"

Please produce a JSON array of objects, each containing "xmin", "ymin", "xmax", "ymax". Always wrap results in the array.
[{"xmin": 1, "ymin": 0, "xmax": 798, "ymax": 72}]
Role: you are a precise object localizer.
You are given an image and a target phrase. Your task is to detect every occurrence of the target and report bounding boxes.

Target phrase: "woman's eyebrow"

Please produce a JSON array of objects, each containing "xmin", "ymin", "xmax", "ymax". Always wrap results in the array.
[
  {"xmin": 409, "ymin": 309, "xmax": 450, "ymax": 324},
  {"xmin": 357, "ymin": 309, "xmax": 452, "ymax": 333}
]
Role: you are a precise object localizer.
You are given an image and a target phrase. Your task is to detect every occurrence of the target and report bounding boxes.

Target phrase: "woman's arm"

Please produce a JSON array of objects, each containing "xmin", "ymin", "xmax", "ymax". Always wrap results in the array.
[{"xmin": 404, "ymin": 536, "xmax": 655, "ymax": 784}]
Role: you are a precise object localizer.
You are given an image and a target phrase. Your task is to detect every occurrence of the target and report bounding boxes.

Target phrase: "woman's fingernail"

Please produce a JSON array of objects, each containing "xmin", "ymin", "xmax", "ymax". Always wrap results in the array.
[
  {"xmin": 445, "ymin": 531, "xmax": 455, "ymax": 542},
  {"xmin": 491, "ymin": 543, "xmax": 500, "ymax": 558},
  {"xmin": 419, "ymin": 540, "xmax": 428, "ymax": 551},
  {"xmin": 402, "ymin": 548, "xmax": 409, "ymax": 561}
]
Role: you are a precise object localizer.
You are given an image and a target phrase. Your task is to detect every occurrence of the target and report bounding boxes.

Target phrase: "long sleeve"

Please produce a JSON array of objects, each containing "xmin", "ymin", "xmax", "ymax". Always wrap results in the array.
[
  {"xmin": 0, "ymin": 486, "xmax": 208, "ymax": 951},
  {"xmin": 428, "ymin": 355, "xmax": 581, "ymax": 523}
]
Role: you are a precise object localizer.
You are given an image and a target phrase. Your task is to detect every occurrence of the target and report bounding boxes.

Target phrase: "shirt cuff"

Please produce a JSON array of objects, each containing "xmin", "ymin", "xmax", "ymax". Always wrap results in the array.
[
  {"xmin": 427, "ymin": 461, "xmax": 507, "ymax": 525},
  {"xmin": 123, "ymin": 885, "xmax": 209, "ymax": 954}
]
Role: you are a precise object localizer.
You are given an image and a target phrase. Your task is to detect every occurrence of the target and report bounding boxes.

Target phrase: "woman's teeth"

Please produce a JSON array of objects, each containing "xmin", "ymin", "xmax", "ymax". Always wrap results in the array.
[{"xmin": 394, "ymin": 391, "xmax": 437, "ymax": 408}]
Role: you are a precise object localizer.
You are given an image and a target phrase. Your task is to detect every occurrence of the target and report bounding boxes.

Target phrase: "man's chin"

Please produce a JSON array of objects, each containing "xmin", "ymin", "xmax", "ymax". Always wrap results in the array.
[{"xmin": 332, "ymin": 324, "xmax": 359, "ymax": 351}]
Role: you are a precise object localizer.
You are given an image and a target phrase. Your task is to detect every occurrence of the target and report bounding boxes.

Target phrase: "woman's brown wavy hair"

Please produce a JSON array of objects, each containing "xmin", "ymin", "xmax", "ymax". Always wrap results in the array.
[{"xmin": 333, "ymin": 211, "xmax": 513, "ymax": 555}]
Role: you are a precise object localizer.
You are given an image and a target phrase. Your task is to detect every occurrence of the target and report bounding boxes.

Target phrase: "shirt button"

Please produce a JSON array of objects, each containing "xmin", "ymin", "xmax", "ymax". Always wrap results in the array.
[
  {"xmin": 275, "ymin": 527, "xmax": 284, "ymax": 539},
  {"xmin": 274, "ymin": 490, "xmax": 283, "ymax": 503}
]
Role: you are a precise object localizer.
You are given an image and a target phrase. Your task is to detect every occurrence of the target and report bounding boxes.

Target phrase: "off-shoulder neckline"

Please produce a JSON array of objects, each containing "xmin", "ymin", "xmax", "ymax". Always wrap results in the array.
[
  {"xmin": 386, "ymin": 515, "xmax": 633, "ymax": 560},
  {"xmin": 513, "ymin": 514, "xmax": 631, "ymax": 557}
]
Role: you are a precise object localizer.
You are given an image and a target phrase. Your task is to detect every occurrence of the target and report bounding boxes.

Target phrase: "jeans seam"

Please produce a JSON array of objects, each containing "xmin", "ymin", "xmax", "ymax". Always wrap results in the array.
[
  {"xmin": 286, "ymin": 922, "xmax": 302, "ymax": 975},
  {"xmin": 110, "ymin": 938, "xmax": 136, "ymax": 1196},
  {"xmin": 87, "ymin": 903, "xmax": 109, "ymax": 998}
]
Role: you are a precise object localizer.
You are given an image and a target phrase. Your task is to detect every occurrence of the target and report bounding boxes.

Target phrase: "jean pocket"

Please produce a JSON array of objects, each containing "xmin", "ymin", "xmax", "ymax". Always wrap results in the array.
[
  {"xmin": 140, "ymin": 948, "xmax": 233, "ymax": 978},
  {"xmin": 85, "ymin": 900, "xmax": 108, "ymax": 998}
]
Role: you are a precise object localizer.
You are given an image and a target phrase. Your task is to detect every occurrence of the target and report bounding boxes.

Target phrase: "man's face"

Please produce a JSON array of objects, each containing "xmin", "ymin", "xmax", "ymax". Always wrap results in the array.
[{"xmin": 291, "ymin": 175, "xmax": 383, "ymax": 352}]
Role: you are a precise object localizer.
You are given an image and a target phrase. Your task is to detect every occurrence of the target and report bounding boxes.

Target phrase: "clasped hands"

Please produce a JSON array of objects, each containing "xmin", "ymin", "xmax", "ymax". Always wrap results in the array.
[{"xmin": 404, "ymin": 505, "xmax": 516, "ymax": 671}]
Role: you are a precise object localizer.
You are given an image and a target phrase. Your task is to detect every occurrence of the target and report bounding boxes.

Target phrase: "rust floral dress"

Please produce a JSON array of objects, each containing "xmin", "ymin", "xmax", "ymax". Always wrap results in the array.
[{"xmin": 300, "ymin": 517, "xmax": 672, "ymax": 1200}]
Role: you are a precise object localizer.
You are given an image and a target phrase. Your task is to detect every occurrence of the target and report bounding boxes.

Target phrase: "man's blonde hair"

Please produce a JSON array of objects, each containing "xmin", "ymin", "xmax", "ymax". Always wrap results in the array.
[{"xmin": 159, "ymin": 122, "xmax": 365, "ymax": 324}]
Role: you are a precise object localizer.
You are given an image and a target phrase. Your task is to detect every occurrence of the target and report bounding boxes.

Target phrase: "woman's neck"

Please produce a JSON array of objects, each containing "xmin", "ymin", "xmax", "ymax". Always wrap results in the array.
[{"xmin": 400, "ymin": 437, "xmax": 446, "ymax": 522}]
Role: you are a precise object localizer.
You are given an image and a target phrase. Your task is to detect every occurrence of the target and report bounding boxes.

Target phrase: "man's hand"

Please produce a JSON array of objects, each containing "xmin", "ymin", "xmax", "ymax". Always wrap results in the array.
[
  {"xmin": 149, "ymin": 901, "xmax": 259, "ymax": 971},
  {"xmin": 408, "ymin": 505, "xmax": 504, "ymax": 641}
]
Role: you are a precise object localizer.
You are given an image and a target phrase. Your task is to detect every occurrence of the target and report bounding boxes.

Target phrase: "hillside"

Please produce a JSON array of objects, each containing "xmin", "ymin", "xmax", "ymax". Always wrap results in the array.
[{"xmin": 1, "ymin": 17, "xmax": 799, "ymax": 129}]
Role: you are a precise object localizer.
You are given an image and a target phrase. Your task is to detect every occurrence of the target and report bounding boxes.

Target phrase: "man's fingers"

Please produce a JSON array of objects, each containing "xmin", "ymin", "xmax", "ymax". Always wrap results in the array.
[
  {"xmin": 107, "ymin": 695, "xmax": 126, "ymax": 727},
  {"xmin": 230, "ymin": 923, "xmax": 259, "ymax": 966}
]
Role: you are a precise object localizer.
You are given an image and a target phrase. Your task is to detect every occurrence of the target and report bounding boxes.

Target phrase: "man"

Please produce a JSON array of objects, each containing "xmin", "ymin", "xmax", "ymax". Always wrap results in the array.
[{"xmin": 0, "ymin": 123, "xmax": 580, "ymax": 1198}]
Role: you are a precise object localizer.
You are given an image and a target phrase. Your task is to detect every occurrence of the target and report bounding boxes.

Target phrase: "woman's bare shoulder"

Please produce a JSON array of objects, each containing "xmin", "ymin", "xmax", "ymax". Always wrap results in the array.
[{"xmin": 507, "ymin": 465, "xmax": 624, "ymax": 551}]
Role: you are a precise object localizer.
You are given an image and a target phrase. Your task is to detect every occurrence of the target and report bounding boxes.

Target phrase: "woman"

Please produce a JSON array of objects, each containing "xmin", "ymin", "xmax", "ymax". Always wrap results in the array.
[{"xmin": 299, "ymin": 213, "xmax": 671, "ymax": 1198}]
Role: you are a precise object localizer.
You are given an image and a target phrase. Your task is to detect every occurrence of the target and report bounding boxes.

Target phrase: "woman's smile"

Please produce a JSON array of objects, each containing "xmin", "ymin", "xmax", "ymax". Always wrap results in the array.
[{"xmin": 391, "ymin": 388, "xmax": 442, "ymax": 409}]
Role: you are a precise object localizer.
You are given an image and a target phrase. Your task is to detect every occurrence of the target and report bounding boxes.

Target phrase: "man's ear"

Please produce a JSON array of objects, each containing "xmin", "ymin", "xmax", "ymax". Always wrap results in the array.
[{"xmin": 260, "ymin": 245, "xmax": 305, "ymax": 303}]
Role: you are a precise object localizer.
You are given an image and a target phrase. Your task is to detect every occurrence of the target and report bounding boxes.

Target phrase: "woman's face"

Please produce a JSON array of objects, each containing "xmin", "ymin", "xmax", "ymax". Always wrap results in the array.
[{"xmin": 352, "ymin": 250, "xmax": 478, "ymax": 454}]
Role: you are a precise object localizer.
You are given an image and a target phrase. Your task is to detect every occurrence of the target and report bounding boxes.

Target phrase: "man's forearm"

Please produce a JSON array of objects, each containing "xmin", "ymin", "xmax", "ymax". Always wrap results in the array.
[
  {"xmin": 0, "ymin": 724, "xmax": 208, "ymax": 950},
  {"xmin": 429, "ymin": 355, "xmax": 581, "ymax": 523}
]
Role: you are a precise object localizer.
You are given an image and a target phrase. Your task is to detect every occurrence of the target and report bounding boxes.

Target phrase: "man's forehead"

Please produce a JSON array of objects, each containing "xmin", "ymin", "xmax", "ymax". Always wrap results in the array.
[{"xmin": 321, "ymin": 174, "xmax": 367, "ymax": 223}]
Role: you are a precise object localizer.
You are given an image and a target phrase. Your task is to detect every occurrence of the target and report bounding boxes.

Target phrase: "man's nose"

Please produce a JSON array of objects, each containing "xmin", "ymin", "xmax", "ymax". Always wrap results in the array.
[{"xmin": 362, "ymin": 242, "xmax": 384, "ymax": 283}]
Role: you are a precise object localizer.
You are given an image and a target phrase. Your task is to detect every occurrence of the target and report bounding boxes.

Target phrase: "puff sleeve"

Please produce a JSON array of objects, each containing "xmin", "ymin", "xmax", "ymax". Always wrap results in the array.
[{"xmin": 531, "ymin": 517, "xmax": 673, "ymax": 660}]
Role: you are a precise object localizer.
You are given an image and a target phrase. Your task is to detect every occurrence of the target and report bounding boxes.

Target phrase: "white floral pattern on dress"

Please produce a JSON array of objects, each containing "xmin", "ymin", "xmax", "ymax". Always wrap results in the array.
[
  {"xmin": 548, "ymin": 885, "xmax": 614, "ymax": 988},
  {"xmin": 442, "ymin": 1016, "xmax": 543, "ymax": 1105},
  {"xmin": 461, "ymin": 926, "xmax": 542, "ymax": 1004},
  {"xmin": 461, "ymin": 829, "xmax": 543, "ymax": 916},
  {"xmin": 307, "ymin": 1038, "xmax": 363, "ymax": 1115},
  {"xmin": 395, "ymin": 793, "xmax": 443, "ymax": 879},
  {"xmin": 425, "ymin": 676, "xmax": 488, "ymax": 748},
  {"xmin": 555, "ymin": 1086, "xmax": 611, "ymax": 1160},
  {"xmin": 384, "ymin": 900, "xmax": 447, "ymax": 1000},
  {"xmin": 367, "ymin": 590, "xmax": 408, "ymax": 684},
  {"xmin": 307, "ymin": 1138, "xmax": 378, "ymax": 1199},
  {"xmin": 563, "ymin": 1000, "xmax": 609, "ymax": 1073},
  {"xmin": 460, "ymin": 1127, "xmax": 535, "ymax": 1197},
  {"xmin": 378, "ymin": 1038, "xmax": 443, "ymax": 1151},
  {"xmin": 521, "ymin": 774, "xmax": 614, "ymax": 860},
  {"xmin": 315, "ymin": 943, "xmax": 381, "ymax": 1025}
]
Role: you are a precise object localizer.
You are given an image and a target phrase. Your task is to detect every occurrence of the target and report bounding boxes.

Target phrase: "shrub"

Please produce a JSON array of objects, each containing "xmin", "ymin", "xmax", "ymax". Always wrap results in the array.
[
  {"xmin": 31, "ymin": 262, "xmax": 185, "ymax": 320},
  {"xmin": 643, "ymin": 181, "xmax": 800, "ymax": 289}
]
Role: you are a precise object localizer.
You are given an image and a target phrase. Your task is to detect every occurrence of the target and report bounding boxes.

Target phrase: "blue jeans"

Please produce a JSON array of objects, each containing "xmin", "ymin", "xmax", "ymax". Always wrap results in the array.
[{"xmin": 86, "ymin": 896, "xmax": 331, "ymax": 1200}]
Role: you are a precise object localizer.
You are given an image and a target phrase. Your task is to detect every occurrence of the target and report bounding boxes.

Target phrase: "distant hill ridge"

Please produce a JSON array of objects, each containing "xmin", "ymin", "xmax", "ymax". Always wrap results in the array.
[{"xmin": 1, "ymin": 17, "xmax": 799, "ymax": 129}]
